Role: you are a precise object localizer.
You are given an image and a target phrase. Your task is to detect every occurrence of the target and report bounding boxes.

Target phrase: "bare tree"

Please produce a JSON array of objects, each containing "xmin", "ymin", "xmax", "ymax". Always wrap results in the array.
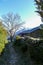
[{"xmin": 2, "ymin": 13, "xmax": 24, "ymax": 42}]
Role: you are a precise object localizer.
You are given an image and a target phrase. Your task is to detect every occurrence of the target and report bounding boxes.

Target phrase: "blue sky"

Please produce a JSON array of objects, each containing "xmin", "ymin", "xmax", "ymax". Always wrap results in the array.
[{"xmin": 0, "ymin": 0, "xmax": 41, "ymax": 28}]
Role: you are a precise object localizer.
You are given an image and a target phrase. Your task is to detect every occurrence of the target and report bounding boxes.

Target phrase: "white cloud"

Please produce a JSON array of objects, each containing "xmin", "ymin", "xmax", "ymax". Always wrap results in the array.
[{"xmin": 23, "ymin": 15, "xmax": 42, "ymax": 29}]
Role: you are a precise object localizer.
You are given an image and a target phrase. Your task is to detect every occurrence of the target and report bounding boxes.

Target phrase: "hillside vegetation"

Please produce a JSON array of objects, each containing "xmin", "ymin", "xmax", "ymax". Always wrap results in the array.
[{"xmin": 0, "ymin": 22, "xmax": 8, "ymax": 54}]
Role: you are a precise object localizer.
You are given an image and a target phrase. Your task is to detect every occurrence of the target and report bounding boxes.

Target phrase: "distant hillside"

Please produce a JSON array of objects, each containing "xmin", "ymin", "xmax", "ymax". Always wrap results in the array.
[{"xmin": 16, "ymin": 26, "xmax": 43, "ymax": 38}]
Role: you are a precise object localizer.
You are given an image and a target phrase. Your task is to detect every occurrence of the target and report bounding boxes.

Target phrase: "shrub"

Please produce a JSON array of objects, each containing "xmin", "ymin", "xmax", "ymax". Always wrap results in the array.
[
  {"xmin": 13, "ymin": 38, "xmax": 28, "ymax": 53},
  {"xmin": 29, "ymin": 40, "xmax": 43, "ymax": 64},
  {"xmin": 0, "ymin": 22, "xmax": 8, "ymax": 54}
]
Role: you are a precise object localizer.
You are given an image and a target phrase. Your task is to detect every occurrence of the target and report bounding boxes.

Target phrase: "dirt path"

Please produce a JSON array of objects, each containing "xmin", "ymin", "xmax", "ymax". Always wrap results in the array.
[{"xmin": 0, "ymin": 42, "xmax": 35, "ymax": 65}]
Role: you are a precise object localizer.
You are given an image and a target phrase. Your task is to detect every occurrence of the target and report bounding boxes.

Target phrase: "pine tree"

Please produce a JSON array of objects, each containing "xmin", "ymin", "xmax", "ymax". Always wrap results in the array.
[
  {"xmin": 35, "ymin": 0, "xmax": 43, "ymax": 38},
  {"xmin": 35, "ymin": 0, "xmax": 43, "ymax": 29}
]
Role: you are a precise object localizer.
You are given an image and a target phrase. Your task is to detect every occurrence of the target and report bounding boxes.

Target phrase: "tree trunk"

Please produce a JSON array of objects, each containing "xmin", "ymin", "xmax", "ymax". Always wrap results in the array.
[{"xmin": 10, "ymin": 36, "xmax": 13, "ymax": 42}]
